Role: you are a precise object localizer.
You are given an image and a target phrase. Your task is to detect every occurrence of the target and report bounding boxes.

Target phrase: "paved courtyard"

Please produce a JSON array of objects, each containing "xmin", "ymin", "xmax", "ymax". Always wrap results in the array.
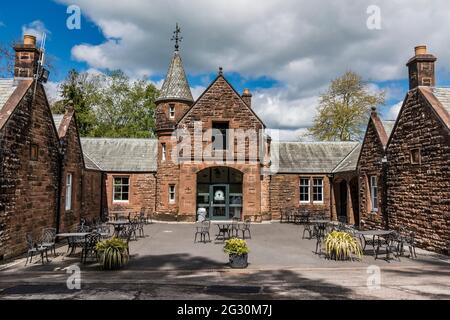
[{"xmin": 0, "ymin": 223, "xmax": 449, "ymax": 300}]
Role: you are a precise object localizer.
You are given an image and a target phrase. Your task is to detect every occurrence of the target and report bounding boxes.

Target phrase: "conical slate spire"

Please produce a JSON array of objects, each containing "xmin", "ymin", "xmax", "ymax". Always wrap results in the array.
[{"xmin": 156, "ymin": 51, "xmax": 193, "ymax": 103}]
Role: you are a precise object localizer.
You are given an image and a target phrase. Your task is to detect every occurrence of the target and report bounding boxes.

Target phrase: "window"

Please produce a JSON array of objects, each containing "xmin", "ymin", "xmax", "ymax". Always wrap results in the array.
[
  {"xmin": 410, "ymin": 148, "xmax": 421, "ymax": 164},
  {"xmin": 30, "ymin": 144, "xmax": 39, "ymax": 161},
  {"xmin": 169, "ymin": 104, "xmax": 175, "ymax": 119},
  {"xmin": 169, "ymin": 185, "xmax": 176, "ymax": 204},
  {"xmin": 212, "ymin": 122, "xmax": 229, "ymax": 151},
  {"xmin": 300, "ymin": 178, "xmax": 310, "ymax": 203},
  {"xmin": 162, "ymin": 143, "xmax": 167, "ymax": 161},
  {"xmin": 370, "ymin": 176, "xmax": 378, "ymax": 212},
  {"xmin": 65, "ymin": 174, "xmax": 73, "ymax": 211},
  {"xmin": 312, "ymin": 178, "xmax": 324, "ymax": 203},
  {"xmin": 113, "ymin": 177, "xmax": 130, "ymax": 202}
]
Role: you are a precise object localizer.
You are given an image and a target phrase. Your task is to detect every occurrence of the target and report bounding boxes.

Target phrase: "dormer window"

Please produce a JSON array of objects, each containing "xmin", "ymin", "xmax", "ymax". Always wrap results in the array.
[{"xmin": 169, "ymin": 104, "xmax": 175, "ymax": 119}]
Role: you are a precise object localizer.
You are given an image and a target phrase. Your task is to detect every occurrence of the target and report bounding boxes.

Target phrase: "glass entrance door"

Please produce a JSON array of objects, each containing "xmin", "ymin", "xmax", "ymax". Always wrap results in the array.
[{"xmin": 210, "ymin": 185, "xmax": 228, "ymax": 220}]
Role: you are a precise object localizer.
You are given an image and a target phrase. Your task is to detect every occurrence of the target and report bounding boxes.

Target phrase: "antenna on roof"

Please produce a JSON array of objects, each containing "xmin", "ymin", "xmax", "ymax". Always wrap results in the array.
[
  {"xmin": 36, "ymin": 32, "xmax": 49, "ymax": 83},
  {"xmin": 32, "ymin": 32, "xmax": 49, "ymax": 104}
]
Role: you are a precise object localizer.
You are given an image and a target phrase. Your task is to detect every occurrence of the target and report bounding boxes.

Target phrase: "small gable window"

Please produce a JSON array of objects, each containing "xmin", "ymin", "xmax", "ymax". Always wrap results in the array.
[
  {"xmin": 30, "ymin": 144, "xmax": 39, "ymax": 161},
  {"xmin": 212, "ymin": 122, "xmax": 229, "ymax": 151},
  {"xmin": 410, "ymin": 148, "xmax": 421, "ymax": 164}
]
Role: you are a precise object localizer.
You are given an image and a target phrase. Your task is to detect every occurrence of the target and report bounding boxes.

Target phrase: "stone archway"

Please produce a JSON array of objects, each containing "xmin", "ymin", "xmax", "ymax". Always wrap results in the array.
[{"xmin": 196, "ymin": 167, "xmax": 243, "ymax": 221}]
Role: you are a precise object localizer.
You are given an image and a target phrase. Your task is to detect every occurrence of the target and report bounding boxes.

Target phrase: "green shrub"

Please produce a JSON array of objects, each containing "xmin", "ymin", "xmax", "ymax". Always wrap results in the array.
[
  {"xmin": 325, "ymin": 231, "xmax": 362, "ymax": 261},
  {"xmin": 224, "ymin": 238, "xmax": 250, "ymax": 256},
  {"xmin": 96, "ymin": 238, "xmax": 129, "ymax": 270}
]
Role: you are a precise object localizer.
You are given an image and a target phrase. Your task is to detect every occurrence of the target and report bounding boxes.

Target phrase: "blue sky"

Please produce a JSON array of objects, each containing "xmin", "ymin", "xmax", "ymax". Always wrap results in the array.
[{"xmin": 1, "ymin": 0, "xmax": 450, "ymax": 140}]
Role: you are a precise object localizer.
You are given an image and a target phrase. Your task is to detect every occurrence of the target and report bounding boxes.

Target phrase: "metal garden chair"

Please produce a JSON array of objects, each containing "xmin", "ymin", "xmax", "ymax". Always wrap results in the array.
[
  {"xmin": 241, "ymin": 220, "xmax": 252, "ymax": 239},
  {"xmin": 40, "ymin": 228, "xmax": 57, "ymax": 257},
  {"xmin": 81, "ymin": 232, "xmax": 101, "ymax": 264},
  {"xmin": 25, "ymin": 233, "xmax": 48, "ymax": 265}
]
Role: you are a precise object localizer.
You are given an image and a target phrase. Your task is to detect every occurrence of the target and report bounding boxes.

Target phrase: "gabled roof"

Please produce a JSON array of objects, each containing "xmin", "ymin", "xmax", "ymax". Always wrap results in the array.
[
  {"xmin": 156, "ymin": 51, "xmax": 193, "ymax": 103},
  {"xmin": 83, "ymin": 153, "xmax": 103, "ymax": 171},
  {"xmin": 0, "ymin": 79, "xmax": 17, "ymax": 110},
  {"xmin": 423, "ymin": 87, "xmax": 450, "ymax": 130},
  {"xmin": 333, "ymin": 144, "xmax": 362, "ymax": 173},
  {"xmin": 179, "ymin": 74, "xmax": 266, "ymax": 128},
  {"xmin": 0, "ymin": 79, "xmax": 33, "ymax": 130},
  {"xmin": 80, "ymin": 138, "xmax": 158, "ymax": 172},
  {"xmin": 271, "ymin": 141, "xmax": 359, "ymax": 173}
]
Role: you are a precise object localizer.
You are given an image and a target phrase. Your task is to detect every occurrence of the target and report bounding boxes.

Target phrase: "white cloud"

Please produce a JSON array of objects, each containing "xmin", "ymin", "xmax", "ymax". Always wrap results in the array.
[
  {"xmin": 44, "ymin": 81, "xmax": 61, "ymax": 103},
  {"xmin": 22, "ymin": 20, "xmax": 50, "ymax": 44},
  {"xmin": 387, "ymin": 101, "xmax": 403, "ymax": 120},
  {"xmin": 0, "ymin": 21, "xmax": 5, "ymax": 28},
  {"xmin": 54, "ymin": 0, "xmax": 450, "ymax": 131}
]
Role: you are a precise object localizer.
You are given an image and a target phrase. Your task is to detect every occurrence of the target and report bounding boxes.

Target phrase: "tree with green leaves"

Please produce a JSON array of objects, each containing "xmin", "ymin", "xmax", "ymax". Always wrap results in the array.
[
  {"xmin": 52, "ymin": 69, "xmax": 159, "ymax": 138},
  {"xmin": 308, "ymin": 71, "xmax": 385, "ymax": 141},
  {"xmin": 52, "ymin": 69, "xmax": 100, "ymax": 136}
]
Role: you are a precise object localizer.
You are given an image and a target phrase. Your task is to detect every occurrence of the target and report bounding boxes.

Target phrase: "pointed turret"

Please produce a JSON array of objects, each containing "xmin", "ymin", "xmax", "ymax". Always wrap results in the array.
[
  {"xmin": 156, "ymin": 24, "xmax": 193, "ymax": 134},
  {"xmin": 156, "ymin": 51, "xmax": 193, "ymax": 103}
]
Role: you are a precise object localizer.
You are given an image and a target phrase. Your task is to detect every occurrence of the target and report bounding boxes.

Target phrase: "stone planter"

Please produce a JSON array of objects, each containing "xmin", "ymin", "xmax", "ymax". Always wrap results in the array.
[{"xmin": 229, "ymin": 254, "xmax": 248, "ymax": 269}]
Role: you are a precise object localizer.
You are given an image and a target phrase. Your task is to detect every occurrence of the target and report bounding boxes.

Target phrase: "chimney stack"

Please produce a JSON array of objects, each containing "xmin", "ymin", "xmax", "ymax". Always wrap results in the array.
[
  {"xmin": 14, "ymin": 35, "xmax": 40, "ymax": 79},
  {"xmin": 242, "ymin": 88, "xmax": 252, "ymax": 108},
  {"xmin": 406, "ymin": 45, "xmax": 436, "ymax": 90}
]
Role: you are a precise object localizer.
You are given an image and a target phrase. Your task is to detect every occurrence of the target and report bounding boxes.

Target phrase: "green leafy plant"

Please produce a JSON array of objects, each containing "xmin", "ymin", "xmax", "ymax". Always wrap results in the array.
[
  {"xmin": 224, "ymin": 238, "xmax": 250, "ymax": 256},
  {"xmin": 96, "ymin": 238, "xmax": 129, "ymax": 270},
  {"xmin": 325, "ymin": 231, "xmax": 362, "ymax": 261}
]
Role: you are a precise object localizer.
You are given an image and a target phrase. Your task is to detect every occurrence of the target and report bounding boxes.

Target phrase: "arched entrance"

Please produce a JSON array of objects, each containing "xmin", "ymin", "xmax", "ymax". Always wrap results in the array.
[{"xmin": 197, "ymin": 167, "xmax": 243, "ymax": 221}]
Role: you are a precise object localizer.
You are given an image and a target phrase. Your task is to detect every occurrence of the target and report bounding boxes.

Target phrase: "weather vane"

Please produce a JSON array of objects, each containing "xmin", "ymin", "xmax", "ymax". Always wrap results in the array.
[{"xmin": 171, "ymin": 23, "xmax": 183, "ymax": 51}]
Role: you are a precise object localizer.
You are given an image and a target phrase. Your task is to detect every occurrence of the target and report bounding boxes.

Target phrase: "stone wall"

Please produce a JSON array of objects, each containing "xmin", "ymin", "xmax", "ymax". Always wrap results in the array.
[
  {"xmin": 58, "ymin": 112, "xmax": 84, "ymax": 232},
  {"xmin": 270, "ymin": 174, "xmax": 331, "ymax": 220},
  {"xmin": 0, "ymin": 83, "xmax": 60, "ymax": 260},
  {"xmin": 156, "ymin": 134, "xmax": 180, "ymax": 220},
  {"xmin": 387, "ymin": 89, "xmax": 450, "ymax": 254},
  {"xmin": 358, "ymin": 118, "xmax": 388, "ymax": 229},
  {"xmin": 104, "ymin": 173, "xmax": 157, "ymax": 217},
  {"xmin": 81, "ymin": 170, "xmax": 103, "ymax": 222},
  {"xmin": 177, "ymin": 76, "xmax": 264, "ymax": 161}
]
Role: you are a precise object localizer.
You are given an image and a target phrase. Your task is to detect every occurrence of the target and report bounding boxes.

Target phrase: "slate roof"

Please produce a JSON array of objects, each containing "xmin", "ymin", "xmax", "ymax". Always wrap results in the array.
[
  {"xmin": 0, "ymin": 79, "xmax": 17, "ymax": 112},
  {"xmin": 271, "ymin": 142, "xmax": 359, "ymax": 173},
  {"xmin": 332, "ymin": 144, "xmax": 362, "ymax": 173},
  {"xmin": 431, "ymin": 87, "xmax": 450, "ymax": 119},
  {"xmin": 156, "ymin": 51, "xmax": 193, "ymax": 103},
  {"xmin": 83, "ymin": 153, "xmax": 102, "ymax": 171},
  {"xmin": 80, "ymin": 138, "xmax": 158, "ymax": 172}
]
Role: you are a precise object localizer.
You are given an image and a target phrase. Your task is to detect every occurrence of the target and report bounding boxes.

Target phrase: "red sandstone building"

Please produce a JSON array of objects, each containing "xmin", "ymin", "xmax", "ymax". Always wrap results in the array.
[{"xmin": 0, "ymin": 35, "xmax": 449, "ymax": 259}]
